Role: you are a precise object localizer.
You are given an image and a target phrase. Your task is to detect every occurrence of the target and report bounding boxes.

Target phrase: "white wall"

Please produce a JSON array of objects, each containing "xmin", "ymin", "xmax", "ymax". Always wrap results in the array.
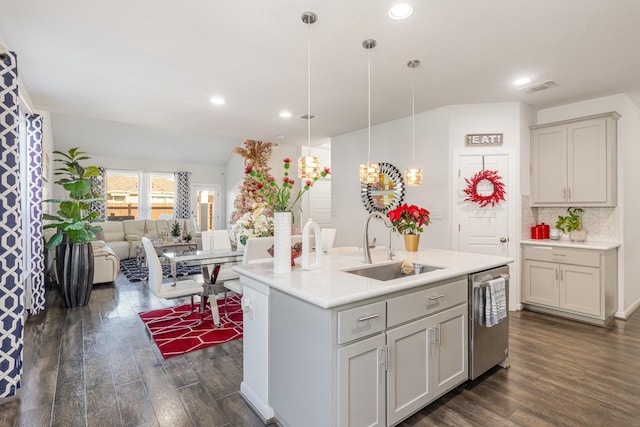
[
  {"xmin": 331, "ymin": 102, "xmax": 526, "ymax": 253},
  {"xmin": 537, "ymin": 93, "xmax": 640, "ymax": 317}
]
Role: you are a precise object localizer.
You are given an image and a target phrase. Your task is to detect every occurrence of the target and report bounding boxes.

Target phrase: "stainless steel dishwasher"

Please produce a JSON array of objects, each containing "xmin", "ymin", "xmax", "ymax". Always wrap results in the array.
[{"xmin": 469, "ymin": 265, "xmax": 510, "ymax": 380}]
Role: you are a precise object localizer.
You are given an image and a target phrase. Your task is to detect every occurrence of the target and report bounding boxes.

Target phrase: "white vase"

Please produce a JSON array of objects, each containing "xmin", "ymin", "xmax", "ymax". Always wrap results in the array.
[
  {"xmin": 273, "ymin": 211, "xmax": 292, "ymax": 274},
  {"xmin": 569, "ymin": 229, "xmax": 587, "ymax": 242}
]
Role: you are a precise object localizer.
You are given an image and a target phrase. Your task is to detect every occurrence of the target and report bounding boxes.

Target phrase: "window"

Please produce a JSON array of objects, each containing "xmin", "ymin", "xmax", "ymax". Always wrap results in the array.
[{"xmin": 106, "ymin": 170, "xmax": 174, "ymax": 220}]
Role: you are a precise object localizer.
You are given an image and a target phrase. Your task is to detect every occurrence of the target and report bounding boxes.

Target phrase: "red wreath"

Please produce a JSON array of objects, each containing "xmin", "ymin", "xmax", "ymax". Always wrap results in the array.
[{"xmin": 463, "ymin": 169, "xmax": 506, "ymax": 207}]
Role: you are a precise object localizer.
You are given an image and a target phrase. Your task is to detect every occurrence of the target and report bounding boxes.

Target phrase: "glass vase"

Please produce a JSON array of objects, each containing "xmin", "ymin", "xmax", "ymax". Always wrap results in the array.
[{"xmin": 274, "ymin": 211, "xmax": 292, "ymax": 274}]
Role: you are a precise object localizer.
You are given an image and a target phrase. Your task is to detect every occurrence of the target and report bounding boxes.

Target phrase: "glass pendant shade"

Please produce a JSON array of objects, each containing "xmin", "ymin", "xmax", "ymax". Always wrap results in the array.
[
  {"xmin": 359, "ymin": 162, "xmax": 380, "ymax": 184},
  {"xmin": 298, "ymin": 155, "xmax": 321, "ymax": 180},
  {"xmin": 405, "ymin": 167, "xmax": 423, "ymax": 186}
]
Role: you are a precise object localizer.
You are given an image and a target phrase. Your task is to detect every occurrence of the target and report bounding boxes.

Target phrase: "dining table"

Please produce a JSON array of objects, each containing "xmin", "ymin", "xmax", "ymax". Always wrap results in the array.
[{"xmin": 163, "ymin": 248, "xmax": 244, "ymax": 326}]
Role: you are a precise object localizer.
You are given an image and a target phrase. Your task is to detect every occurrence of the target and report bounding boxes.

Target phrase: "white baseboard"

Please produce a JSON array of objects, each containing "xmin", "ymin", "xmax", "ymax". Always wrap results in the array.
[{"xmin": 615, "ymin": 297, "xmax": 640, "ymax": 320}]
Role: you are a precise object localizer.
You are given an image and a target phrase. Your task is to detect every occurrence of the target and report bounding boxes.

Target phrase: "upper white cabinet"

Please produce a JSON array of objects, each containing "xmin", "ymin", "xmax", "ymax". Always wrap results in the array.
[{"xmin": 530, "ymin": 112, "xmax": 620, "ymax": 207}]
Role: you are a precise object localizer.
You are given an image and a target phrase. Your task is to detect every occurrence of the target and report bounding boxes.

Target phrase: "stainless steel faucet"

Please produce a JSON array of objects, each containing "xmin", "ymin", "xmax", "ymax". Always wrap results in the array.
[{"xmin": 363, "ymin": 212, "xmax": 396, "ymax": 264}]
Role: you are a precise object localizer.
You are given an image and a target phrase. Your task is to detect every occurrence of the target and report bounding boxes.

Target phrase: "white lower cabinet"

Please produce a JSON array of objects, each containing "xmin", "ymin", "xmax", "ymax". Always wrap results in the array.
[
  {"xmin": 337, "ymin": 279, "xmax": 468, "ymax": 427},
  {"xmin": 337, "ymin": 334, "xmax": 386, "ymax": 427},
  {"xmin": 522, "ymin": 244, "xmax": 618, "ymax": 326},
  {"xmin": 386, "ymin": 305, "xmax": 467, "ymax": 426}
]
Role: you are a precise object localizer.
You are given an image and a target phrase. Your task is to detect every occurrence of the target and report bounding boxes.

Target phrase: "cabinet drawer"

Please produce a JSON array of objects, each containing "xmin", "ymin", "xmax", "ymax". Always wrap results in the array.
[
  {"xmin": 523, "ymin": 246, "xmax": 600, "ymax": 267},
  {"xmin": 387, "ymin": 278, "xmax": 467, "ymax": 328},
  {"xmin": 337, "ymin": 301, "xmax": 386, "ymax": 345}
]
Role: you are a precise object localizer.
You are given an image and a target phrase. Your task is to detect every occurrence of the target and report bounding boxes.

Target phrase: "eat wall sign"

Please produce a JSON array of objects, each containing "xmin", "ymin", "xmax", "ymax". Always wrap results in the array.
[{"xmin": 465, "ymin": 133, "xmax": 503, "ymax": 146}]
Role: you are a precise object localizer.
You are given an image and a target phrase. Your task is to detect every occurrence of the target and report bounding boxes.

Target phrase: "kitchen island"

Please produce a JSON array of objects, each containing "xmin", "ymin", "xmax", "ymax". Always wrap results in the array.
[{"xmin": 233, "ymin": 248, "xmax": 513, "ymax": 427}]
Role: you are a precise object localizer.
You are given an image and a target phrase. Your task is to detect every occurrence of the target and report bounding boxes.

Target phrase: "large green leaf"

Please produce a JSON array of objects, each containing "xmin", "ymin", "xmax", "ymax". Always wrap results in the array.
[
  {"xmin": 84, "ymin": 166, "xmax": 100, "ymax": 178},
  {"xmin": 63, "ymin": 179, "xmax": 92, "ymax": 199},
  {"xmin": 46, "ymin": 232, "xmax": 63, "ymax": 249}
]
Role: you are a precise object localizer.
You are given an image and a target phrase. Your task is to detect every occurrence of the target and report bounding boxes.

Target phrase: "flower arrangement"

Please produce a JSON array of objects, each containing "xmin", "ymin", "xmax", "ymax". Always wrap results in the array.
[
  {"xmin": 387, "ymin": 203, "xmax": 431, "ymax": 235},
  {"xmin": 245, "ymin": 157, "xmax": 330, "ymax": 213},
  {"xmin": 232, "ymin": 206, "xmax": 275, "ymax": 245}
]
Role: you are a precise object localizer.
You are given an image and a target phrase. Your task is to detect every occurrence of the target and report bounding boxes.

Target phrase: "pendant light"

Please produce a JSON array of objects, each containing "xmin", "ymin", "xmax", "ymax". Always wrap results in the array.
[
  {"xmin": 405, "ymin": 59, "xmax": 423, "ymax": 186},
  {"xmin": 359, "ymin": 39, "xmax": 380, "ymax": 184},
  {"xmin": 297, "ymin": 11, "xmax": 321, "ymax": 180}
]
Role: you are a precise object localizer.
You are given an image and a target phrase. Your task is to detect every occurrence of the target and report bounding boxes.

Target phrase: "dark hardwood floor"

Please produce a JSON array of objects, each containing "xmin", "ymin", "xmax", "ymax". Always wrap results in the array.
[{"xmin": 1, "ymin": 272, "xmax": 639, "ymax": 427}]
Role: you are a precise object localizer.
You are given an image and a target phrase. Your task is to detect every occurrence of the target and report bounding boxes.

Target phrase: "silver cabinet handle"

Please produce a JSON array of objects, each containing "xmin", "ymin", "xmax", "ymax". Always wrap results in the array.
[
  {"xmin": 568, "ymin": 188, "xmax": 572, "ymax": 200},
  {"xmin": 560, "ymin": 269, "xmax": 563, "ymax": 281},
  {"xmin": 500, "ymin": 237, "xmax": 509, "ymax": 243},
  {"xmin": 428, "ymin": 327, "xmax": 436, "ymax": 346},
  {"xmin": 357, "ymin": 314, "xmax": 379, "ymax": 322},
  {"xmin": 428, "ymin": 294, "xmax": 445, "ymax": 301},
  {"xmin": 552, "ymin": 253, "xmax": 566, "ymax": 256},
  {"xmin": 555, "ymin": 269, "xmax": 558, "ymax": 280},
  {"xmin": 379, "ymin": 346, "xmax": 388, "ymax": 372},
  {"xmin": 563, "ymin": 188, "xmax": 567, "ymax": 200}
]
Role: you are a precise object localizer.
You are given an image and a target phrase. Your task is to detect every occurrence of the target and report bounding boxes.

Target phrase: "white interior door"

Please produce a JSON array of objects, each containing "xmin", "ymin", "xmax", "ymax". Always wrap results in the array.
[{"xmin": 454, "ymin": 154, "xmax": 509, "ymax": 257}]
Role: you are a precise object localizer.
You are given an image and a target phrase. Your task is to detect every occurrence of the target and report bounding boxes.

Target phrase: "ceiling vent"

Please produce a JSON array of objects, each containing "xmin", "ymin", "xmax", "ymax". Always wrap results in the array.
[
  {"xmin": 520, "ymin": 80, "xmax": 557, "ymax": 93},
  {"xmin": 298, "ymin": 114, "xmax": 317, "ymax": 120}
]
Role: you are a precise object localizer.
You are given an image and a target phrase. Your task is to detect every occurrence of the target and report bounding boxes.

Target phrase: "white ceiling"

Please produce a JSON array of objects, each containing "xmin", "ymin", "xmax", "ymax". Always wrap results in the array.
[{"xmin": 2, "ymin": 0, "xmax": 640, "ymax": 165}]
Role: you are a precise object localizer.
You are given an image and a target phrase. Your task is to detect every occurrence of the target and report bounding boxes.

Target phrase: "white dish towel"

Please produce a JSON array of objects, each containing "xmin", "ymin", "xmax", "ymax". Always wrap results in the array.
[{"xmin": 485, "ymin": 277, "xmax": 507, "ymax": 327}]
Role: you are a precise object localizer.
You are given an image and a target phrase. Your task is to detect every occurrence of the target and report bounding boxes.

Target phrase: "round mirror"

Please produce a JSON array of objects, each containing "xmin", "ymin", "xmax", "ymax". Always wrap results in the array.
[{"xmin": 360, "ymin": 162, "xmax": 405, "ymax": 214}]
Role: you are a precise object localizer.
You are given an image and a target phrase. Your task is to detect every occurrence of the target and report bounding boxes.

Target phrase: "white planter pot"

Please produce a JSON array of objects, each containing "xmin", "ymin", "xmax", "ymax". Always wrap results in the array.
[{"xmin": 569, "ymin": 229, "xmax": 587, "ymax": 242}]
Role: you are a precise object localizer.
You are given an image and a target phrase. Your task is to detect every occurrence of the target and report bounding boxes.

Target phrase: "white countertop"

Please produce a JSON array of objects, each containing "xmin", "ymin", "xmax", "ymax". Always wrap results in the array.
[
  {"xmin": 233, "ymin": 248, "xmax": 513, "ymax": 309},
  {"xmin": 520, "ymin": 239, "xmax": 620, "ymax": 250}
]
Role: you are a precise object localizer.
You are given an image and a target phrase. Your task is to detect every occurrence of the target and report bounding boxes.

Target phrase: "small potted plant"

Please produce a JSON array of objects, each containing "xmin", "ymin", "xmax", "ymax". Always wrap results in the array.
[
  {"xmin": 170, "ymin": 221, "xmax": 182, "ymax": 242},
  {"xmin": 555, "ymin": 207, "xmax": 586, "ymax": 242},
  {"xmin": 387, "ymin": 203, "xmax": 431, "ymax": 252}
]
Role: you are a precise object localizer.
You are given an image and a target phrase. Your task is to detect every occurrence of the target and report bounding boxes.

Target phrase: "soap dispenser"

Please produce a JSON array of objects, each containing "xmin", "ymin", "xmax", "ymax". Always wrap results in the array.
[{"xmin": 302, "ymin": 218, "xmax": 322, "ymax": 270}]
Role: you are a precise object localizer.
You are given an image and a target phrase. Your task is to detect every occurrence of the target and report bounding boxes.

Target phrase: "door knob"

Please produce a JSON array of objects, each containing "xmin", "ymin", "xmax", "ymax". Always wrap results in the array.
[{"xmin": 500, "ymin": 237, "xmax": 509, "ymax": 243}]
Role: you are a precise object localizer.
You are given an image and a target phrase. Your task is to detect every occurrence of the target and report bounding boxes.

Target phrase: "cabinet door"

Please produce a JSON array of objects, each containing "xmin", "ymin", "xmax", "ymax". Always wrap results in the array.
[
  {"xmin": 337, "ymin": 333, "xmax": 386, "ymax": 427},
  {"xmin": 560, "ymin": 264, "xmax": 601, "ymax": 316},
  {"xmin": 431, "ymin": 305, "xmax": 468, "ymax": 397},
  {"xmin": 523, "ymin": 260, "xmax": 559, "ymax": 307},
  {"xmin": 567, "ymin": 118, "xmax": 607, "ymax": 203},
  {"xmin": 531, "ymin": 124, "xmax": 567, "ymax": 204},
  {"xmin": 386, "ymin": 317, "xmax": 431, "ymax": 426}
]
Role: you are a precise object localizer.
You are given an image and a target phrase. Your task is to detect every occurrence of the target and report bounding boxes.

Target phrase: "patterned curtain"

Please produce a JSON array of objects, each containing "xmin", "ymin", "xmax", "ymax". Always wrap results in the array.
[
  {"xmin": 0, "ymin": 51, "xmax": 24, "ymax": 398},
  {"xmin": 89, "ymin": 166, "xmax": 107, "ymax": 220},
  {"xmin": 174, "ymin": 171, "xmax": 191, "ymax": 219},
  {"xmin": 26, "ymin": 114, "xmax": 45, "ymax": 314}
]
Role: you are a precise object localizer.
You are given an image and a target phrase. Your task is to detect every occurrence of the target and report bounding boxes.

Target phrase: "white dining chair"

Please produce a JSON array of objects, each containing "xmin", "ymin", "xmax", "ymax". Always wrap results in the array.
[
  {"xmin": 320, "ymin": 228, "xmax": 337, "ymax": 253},
  {"xmin": 141, "ymin": 237, "xmax": 205, "ymax": 334}
]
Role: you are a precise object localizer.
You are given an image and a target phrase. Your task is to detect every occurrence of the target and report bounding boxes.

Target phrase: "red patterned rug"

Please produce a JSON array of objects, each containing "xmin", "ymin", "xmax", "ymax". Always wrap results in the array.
[{"xmin": 139, "ymin": 295, "xmax": 243, "ymax": 358}]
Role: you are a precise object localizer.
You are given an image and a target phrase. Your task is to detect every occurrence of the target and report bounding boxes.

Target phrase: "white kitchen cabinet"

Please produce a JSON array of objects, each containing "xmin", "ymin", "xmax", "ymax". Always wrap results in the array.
[
  {"xmin": 386, "ymin": 304, "xmax": 467, "ymax": 426},
  {"xmin": 530, "ymin": 112, "xmax": 619, "ymax": 207},
  {"xmin": 267, "ymin": 276, "xmax": 469, "ymax": 427},
  {"xmin": 337, "ymin": 334, "xmax": 386, "ymax": 427},
  {"xmin": 522, "ymin": 244, "xmax": 617, "ymax": 326}
]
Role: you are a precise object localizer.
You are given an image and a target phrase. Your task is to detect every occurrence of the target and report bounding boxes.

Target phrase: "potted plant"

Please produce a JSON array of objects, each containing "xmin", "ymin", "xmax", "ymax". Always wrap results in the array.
[
  {"xmin": 44, "ymin": 148, "xmax": 103, "ymax": 308},
  {"xmin": 387, "ymin": 203, "xmax": 431, "ymax": 252},
  {"xmin": 170, "ymin": 221, "xmax": 182, "ymax": 242},
  {"xmin": 555, "ymin": 207, "xmax": 586, "ymax": 242}
]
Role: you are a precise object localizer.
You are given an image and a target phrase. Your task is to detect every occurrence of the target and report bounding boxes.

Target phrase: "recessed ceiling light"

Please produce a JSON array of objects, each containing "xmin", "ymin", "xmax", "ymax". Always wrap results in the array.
[
  {"xmin": 389, "ymin": 3, "xmax": 413, "ymax": 20},
  {"xmin": 279, "ymin": 111, "xmax": 292, "ymax": 118},
  {"xmin": 209, "ymin": 96, "xmax": 225, "ymax": 105},
  {"xmin": 513, "ymin": 77, "xmax": 532, "ymax": 86}
]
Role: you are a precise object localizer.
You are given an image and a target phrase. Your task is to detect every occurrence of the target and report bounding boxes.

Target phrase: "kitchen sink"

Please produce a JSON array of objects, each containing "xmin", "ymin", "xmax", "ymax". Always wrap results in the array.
[{"xmin": 344, "ymin": 261, "xmax": 443, "ymax": 281}]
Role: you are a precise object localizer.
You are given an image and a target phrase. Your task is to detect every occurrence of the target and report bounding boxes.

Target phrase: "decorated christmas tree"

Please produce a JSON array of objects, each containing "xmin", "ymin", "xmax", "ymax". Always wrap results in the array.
[{"xmin": 230, "ymin": 139, "xmax": 276, "ymax": 223}]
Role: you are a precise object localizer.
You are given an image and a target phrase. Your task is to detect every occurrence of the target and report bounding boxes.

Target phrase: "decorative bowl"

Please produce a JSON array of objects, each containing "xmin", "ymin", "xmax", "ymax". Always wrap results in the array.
[{"xmin": 267, "ymin": 242, "xmax": 303, "ymax": 267}]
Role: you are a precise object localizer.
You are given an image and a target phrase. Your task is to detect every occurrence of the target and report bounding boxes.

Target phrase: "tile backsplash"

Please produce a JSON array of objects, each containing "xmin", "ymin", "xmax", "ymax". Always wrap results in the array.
[{"xmin": 521, "ymin": 196, "xmax": 619, "ymax": 242}]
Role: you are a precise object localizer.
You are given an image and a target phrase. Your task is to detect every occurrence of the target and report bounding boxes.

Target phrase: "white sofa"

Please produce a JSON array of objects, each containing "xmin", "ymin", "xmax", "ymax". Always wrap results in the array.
[{"xmin": 91, "ymin": 240, "xmax": 120, "ymax": 284}]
